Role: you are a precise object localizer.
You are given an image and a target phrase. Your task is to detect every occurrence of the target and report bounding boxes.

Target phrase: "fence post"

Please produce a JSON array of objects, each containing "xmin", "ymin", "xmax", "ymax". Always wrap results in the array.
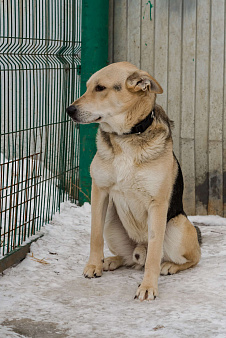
[{"xmin": 79, "ymin": 0, "xmax": 109, "ymax": 205}]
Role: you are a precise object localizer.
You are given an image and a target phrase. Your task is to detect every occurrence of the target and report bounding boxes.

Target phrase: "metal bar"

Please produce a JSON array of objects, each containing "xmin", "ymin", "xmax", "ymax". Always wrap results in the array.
[
  {"xmin": 1, "ymin": 195, "xmax": 39, "ymax": 213},
  {"xmin": 1, "ymin": 120, "xmax": 73, "ymax": 136},
  {"xmin": 1, "ymin": 216, "xmax": 40, "ymax": 237},
  {"xmin": 0, "ymin": 35, "xmax": 81, "ymax": 43},
  {"xmin": 0, "ymin": 152, "xmax": 41, "ymax": 166},
  {"xmin": 0, "ymin": 233, "xmax": 44, "ymax": 273},
  {"xmin": 0, "ymin": 175, "xmax": 41, "ymax": 192}
]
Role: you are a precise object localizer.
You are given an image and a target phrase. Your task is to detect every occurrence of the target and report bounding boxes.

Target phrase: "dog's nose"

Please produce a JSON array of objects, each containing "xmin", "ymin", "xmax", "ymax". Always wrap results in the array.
[{"xmin": 66, "ymin": 105, "xmax": 77, "ymax": 117}]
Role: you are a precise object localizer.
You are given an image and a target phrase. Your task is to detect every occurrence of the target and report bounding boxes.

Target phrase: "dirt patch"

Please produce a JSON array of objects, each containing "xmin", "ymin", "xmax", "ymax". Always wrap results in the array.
[{"xmin": 2, "ymin": 318, "xmax": 68, "ymax": 338}]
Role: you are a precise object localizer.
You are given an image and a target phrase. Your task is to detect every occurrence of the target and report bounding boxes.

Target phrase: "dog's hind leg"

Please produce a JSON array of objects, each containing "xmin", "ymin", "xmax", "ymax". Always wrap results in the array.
[
  {"xmin": 161, "ymin": 214, "xmax": 201, "ymax": 275},
  {"xmin": 103, "ymin": 200, "xmax": 136, "ymax": 270},
  {"xmin": 161, "ymin": 260, "xmax": 198, "ymax": 275}
]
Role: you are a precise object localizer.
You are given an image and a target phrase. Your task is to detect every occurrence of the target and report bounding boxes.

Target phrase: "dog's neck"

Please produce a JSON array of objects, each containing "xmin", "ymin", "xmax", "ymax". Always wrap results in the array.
[
  {"xmin": 100, "ymin": 108, "xmax": 155, "ymax": 136},
  {"xmin": 97, "ymin": 104, "xmax": 173, "ymax": 163},
  {"xmin": 123, "ymin": 110, "xmax": 155, "ymax": 135}
]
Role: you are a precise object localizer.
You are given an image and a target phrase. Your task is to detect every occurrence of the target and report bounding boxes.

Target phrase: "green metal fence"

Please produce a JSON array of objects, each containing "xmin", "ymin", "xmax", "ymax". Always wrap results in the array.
[{"xmin": 0, "ymin": 0, "xmax": 81, "ymax": 263}]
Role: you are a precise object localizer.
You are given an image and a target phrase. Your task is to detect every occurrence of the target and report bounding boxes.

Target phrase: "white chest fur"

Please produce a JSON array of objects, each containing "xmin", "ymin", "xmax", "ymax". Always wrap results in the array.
[{"xmin": 91, "ymin": 139, "xmax": 170, "ymax": 242}]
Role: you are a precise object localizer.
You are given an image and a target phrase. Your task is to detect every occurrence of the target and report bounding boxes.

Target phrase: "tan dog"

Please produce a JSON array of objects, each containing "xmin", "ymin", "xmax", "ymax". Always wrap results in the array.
[{"xmin": 66, "ymin": 62, "xmax": 201, "ymax": 301}]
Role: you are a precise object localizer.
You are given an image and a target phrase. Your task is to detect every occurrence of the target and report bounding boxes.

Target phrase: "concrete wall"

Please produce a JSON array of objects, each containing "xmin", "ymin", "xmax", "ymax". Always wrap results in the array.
[{"xmin": 108, "ymin": 0, "xmax": 226, "ymax": 216}]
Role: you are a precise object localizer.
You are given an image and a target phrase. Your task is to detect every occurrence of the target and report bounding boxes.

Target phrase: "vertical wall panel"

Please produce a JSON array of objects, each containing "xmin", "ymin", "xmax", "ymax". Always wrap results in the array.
[
  {"xmin": 224, "ymin": 1, "xmax": 226, "ymax": 217},
  {"xmin": 181, "ymin": 139, "xmax": 196, "ymax": 215},
  {"xmin": 113, "ymin": 0, "xmax": 127, "ymax": 62},
  {"xmin": 154, "ymin": 0, "xmax": 169, "ymax": 109},
  {"xmin": 181, "ymin": 0, "xmax": 196, "ymax": 214},
  {"xmin": 209, "ymin": 0, "xmax": 224, "ymax": 142},
  {"xmin": 108, "ymin": 0, "xmax": 114, "ymax": 64},
  {"xmin": 140, "ymin": 0, "xmax": 155, "ymax": 75},
  {"xmin": 195, "ymin": 0, "xmax": 210, "ymax": 215},
  {"xmin": 127, "ymin": 0, "xmax": 141, "ymax": 68},
  {"xmin": 181, "ymin": 0, "xmax": 196, "ymax": 140},
  {"xmin": 110, "ymin": 0, "xmax": 226, "ymax": 215},
  {"xmin": 168, "ymin": 0, "xmax": 182, "ymax": 160},
  {"xmin": 209, "ymin": 141, "xmax": 223, "ymax": 215},
  {"xmin": 208, "ymin": 0, "xmax": 225, "ymax": 215}
]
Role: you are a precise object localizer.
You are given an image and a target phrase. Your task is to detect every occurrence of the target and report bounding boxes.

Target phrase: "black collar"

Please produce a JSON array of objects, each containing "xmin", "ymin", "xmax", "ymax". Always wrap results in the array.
[{"xmin": 124, "ymin": 110, "xmax": 155, "ymax": 135}]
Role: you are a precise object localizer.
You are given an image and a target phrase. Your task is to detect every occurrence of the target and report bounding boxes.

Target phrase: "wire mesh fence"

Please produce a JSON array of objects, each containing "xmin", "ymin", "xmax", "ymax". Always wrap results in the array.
[{"xmin": 0, "ymin": 0, "xmax": 81, "ymax": 258}]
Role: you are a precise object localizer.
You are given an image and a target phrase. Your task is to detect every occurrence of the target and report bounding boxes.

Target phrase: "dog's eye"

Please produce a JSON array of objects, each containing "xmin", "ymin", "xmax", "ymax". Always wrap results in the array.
[{"xmin": 95, "ymin": 85, "xmax": 106, "ymax": 92}]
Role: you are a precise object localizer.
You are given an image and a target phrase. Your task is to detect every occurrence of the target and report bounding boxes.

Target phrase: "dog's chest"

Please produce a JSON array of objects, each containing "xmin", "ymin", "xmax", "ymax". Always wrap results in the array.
[
  {"xmin": 92, "ymin": 148, "xmax": 164, "ymax": 196},
  {"xmin": 92, "ymin": 148, "xmax": 168, "ymax": 242},
  {"xmin": 113, "ymin": 153, "xmax": 134, "ymax": 185},
  {"xmin": 91, "ymin": 153, "xmax": 135, "ymax": 188}
]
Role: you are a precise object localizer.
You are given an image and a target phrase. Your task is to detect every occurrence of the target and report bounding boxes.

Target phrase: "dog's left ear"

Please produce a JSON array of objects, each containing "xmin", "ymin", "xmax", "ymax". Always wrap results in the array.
[{"xmin": 126, "ymin": 71, "xmax": 163, "ymax": 94}]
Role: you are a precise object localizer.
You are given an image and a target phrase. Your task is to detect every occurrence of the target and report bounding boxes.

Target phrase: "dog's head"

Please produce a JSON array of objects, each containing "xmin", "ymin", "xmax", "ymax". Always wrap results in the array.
[{"xmin": 66, "ymin": 62, "xmax": 163, "ymax": 134}]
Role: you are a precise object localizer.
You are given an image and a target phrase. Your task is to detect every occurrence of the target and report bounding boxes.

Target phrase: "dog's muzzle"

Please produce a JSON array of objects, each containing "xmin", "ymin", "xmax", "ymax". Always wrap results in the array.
[{"xmin": 66, "ymin": 105, "xmax": 78, "ymax": 120}]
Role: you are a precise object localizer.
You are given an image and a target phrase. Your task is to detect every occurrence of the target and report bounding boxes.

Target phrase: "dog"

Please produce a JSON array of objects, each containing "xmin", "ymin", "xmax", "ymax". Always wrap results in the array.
[{"xmin": 66, "ymin": 61, "xmax": 201, "ymax": 301}]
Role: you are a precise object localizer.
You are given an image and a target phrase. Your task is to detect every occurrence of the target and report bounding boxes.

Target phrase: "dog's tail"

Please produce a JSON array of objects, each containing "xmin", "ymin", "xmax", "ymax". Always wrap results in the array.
[
  {"xmin": 194, "ymin": 225, "xmax": 202, "ymax": 246},
  {"xmin": 133, "ymin": 226, "xmax": 202, "ymax": 266},
  {"xmin": 132, "ymin": 244, "xmax": 147, "ymax": 266}
]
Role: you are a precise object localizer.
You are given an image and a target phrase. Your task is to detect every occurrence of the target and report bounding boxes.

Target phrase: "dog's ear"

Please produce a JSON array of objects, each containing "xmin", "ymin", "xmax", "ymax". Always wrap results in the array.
[{"xmin": 126, "ymin": 71, "xmax": 163, "ymax": 94}]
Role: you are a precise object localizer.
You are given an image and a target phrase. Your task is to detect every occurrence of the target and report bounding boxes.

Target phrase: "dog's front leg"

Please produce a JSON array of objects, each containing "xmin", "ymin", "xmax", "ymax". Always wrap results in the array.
[
  {"xmin": 83, "ymin": 180, "xmax": 109, "ymax": 278},
  {"xmin": 135, "ymin": 202, "xmax": 168, "ymax": 301}
]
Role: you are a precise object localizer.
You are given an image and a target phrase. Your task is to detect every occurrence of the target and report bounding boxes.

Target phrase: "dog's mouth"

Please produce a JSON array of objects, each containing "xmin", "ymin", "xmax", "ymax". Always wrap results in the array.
[
  {"xmin": 73, "ymin": 116, "xmax": 102, "ymax": 124},
  {"xmin": 66, "ymin": 105, "xmax": 102, "ymax": 124}
]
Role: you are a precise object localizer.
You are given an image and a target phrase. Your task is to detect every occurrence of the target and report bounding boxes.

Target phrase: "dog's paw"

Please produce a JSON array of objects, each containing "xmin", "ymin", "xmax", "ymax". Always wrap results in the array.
[
  {"xmin": 134, "ymin": 283, "xmax": 158, "ymax": 301},
  {"xmin": 160, "ymin": 261, "xmax": 178, "ymax": 275},
  {"xmin": 133, "ymin": 263, "xmax": 143, "ymax": 270},
  {"xmin": 83, "ymin": 263, "xmax": 103, "ymax": 278},
  {"xmin": 103, "ymin": 256, "xmax": 123, "ymax": 271}
]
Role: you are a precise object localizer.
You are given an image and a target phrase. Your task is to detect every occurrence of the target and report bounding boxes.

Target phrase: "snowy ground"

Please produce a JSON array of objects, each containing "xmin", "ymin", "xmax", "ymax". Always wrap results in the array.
[{"xmin": 0, "ymin": 201, "xmax": 226, "ymax": 338}]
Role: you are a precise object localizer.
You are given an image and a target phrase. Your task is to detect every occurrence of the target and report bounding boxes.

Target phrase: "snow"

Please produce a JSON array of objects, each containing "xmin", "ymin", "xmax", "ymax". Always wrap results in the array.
[{"xmin": 0, "ymin": 201, "xmax": 226, "ymax": 337}]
